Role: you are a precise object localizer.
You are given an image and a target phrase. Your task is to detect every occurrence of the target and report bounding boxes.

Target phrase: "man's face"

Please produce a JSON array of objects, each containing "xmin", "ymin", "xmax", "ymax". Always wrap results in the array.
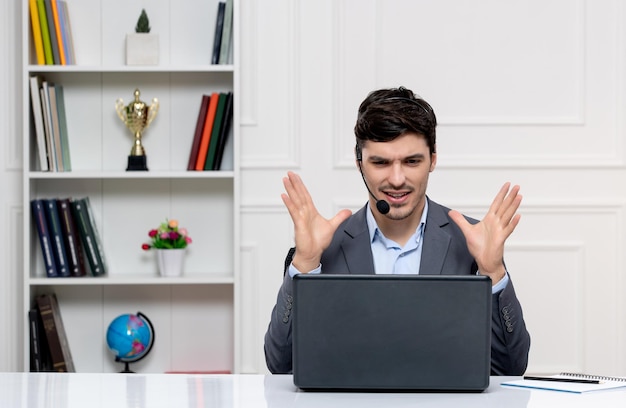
[{"xmin": 360, "ymin": 133, "xmax": 437, "ymax": 221}]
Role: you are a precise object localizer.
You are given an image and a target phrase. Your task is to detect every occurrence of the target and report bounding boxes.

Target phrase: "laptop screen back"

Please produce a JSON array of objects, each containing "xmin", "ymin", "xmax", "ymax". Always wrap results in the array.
[{"xmin": 292, "ymin": 274, "xmax": 492, "ymax": 391}]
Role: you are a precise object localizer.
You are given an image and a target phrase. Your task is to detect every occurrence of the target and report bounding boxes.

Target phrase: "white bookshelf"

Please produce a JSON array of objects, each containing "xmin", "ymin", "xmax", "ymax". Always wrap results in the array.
[{"xmin": 22, "ymin": 0, "xmax": 239, "ymax": 373}]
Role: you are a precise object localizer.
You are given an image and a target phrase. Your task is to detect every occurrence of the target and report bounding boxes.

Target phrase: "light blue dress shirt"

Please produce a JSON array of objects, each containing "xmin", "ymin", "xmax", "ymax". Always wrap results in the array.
[{"xmin": 289, "ymin": 202, "xmax": 508, "ymax": 293}]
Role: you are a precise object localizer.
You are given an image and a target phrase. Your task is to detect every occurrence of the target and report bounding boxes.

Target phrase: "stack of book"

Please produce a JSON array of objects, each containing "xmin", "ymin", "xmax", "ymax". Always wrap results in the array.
[
  {"xmin": 29, "ymin": 293, "xmax": 75, "ymax": 372},
  {"xmin": 29, "ymin": 75, "xmax": 71, "ymax": 172},
  {"xmin": 187, "ymin": 92, "xmax": 234, "ymax": 171},
  {"xmin": 28, "ymin": 0, "xmax": 76, "ymax": 65},
  {"xmin": 31, "ymin": 197, "xmax": 107, "ymax": 278},
  {"xmin": 211, "ymin": 0, "xmax": 234, "ymax": 65}
]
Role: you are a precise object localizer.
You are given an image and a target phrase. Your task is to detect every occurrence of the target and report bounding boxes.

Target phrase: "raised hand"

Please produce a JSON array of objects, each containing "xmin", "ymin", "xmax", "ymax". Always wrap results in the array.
[
  {"xmin": 448, "ymin": 182, "xmax": 522, "ymax": 284},
  {"xmin": 281, "ymin": 171, "xmax": 352, "ymax": 273}
]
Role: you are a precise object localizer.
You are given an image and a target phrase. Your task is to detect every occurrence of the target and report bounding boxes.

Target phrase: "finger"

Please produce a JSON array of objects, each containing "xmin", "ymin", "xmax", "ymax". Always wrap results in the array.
[
  {"xmin": 499, "ymin": 192, "xmax": 522, "ymax": 226},
  {"xmin": 487, "ymin": 182, "xmax": 512, "ymax": 215},
  {"xmin": 448, "ymin": 209, "xmax": 471, "ymax": 236}
]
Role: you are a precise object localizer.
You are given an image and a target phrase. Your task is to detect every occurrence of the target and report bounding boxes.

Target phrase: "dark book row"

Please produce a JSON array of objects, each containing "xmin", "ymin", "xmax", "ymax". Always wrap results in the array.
[
  {"xmin": 29, "ymin": 293, "xmax": 75, "ymax": 372},
  {"xmin": 187, "ymin": 92, "xmax": 234, "ymax": 171},
  {"xmin": 31, "ymin": 197, "xmax": 107, "ymax": 278}
]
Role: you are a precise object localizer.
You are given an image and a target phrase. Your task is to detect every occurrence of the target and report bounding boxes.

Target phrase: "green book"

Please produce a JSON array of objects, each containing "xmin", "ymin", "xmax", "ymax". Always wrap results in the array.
[
  {"xmin": 55, "ymin": 85, "xmax": 71, "ymax": 171},
  {"xmin": 36, "ymin": 0, "xmax": 53, "ymax": 64},
  {"xmin": 70, "ymin": 197, "xmax": 107, "ymax": 276}
]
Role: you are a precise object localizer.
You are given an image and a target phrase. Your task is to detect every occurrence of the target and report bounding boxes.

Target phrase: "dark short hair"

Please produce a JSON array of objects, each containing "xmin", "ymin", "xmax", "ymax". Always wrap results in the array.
[{"xmin": 354, "ymin": 86, "xmax": 437, "ymax": 155}]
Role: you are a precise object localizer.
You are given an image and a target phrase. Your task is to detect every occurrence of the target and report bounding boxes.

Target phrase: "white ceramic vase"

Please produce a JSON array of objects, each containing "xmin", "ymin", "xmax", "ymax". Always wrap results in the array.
[
  {"xmin": 126, "ymin": 33, "xmax": 159, "ymax": 65},
  {"xmin": 156, "ymin": 248, "xmax": 186, "ymax": 277}
]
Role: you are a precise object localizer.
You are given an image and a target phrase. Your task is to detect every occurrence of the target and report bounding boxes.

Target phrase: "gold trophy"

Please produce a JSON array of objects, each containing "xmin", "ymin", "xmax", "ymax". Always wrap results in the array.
[{"xmin": 115, "ymin": 88, "xmax": 159, "ymax": 171}]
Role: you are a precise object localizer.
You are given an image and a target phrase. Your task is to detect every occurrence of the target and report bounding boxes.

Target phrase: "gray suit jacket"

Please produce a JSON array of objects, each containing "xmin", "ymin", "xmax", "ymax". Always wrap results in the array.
[{"xmin": 264, "ymin": 198, "xmax": 531, "ymax": 375}]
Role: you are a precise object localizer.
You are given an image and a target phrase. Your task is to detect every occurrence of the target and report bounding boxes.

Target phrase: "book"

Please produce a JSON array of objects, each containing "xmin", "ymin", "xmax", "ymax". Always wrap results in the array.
[
  {"xmin": 211, "ymin": 2, "xmax": 226, "ymax": 64},
  {"xmin": 44, "ymin": 0, "xmax": 61, "ymax": 64},
  {"xmin": 28, "ymin": 308, "xmax": 52, "ymax": 372},
  {"xmin": 36, "ymin": 293, "xmax": 75, "ymax": 372},
  {"xmin": 36, "ymin": 0, "xmax": 53, "ymax": 65},
  {"xmin": 218, "ymin": 0, "xmax": 234, "ymax": 64},
  {"xmin": 501, "ymin": 373, "xmax": 626, "ymax": 394},
  {"xmin": 47, "ymin": 84, "xmax": 64, "ymax": 171},
  {"xmin": 195, "ymin": 93, "xmax": 220, "ymax": 170},
  {"xmin": 50, "ymin": 0, "xmax": 66, "ymax": 65},
  {"xmin": 57, "ymin": 198, "xmax": 86, "ymax": 277},
  {"xmin": 29, "ymin": 76, "xmax": 49, "ymax": 171},
  {"xmin": 43, "ymin": 198, "xmax": 71, "ymax": 277},
  {"xmin": 60, "ymin": 1, "xmax": 75, "ymax": 64},
  {"xmin": 212, "ymin": 92, "xmax": 234, "ymax": 170},
  {"xmin": 40, "ymin": 81, "xmax": 58, "ymax": 171},
  {"xmin": 204, "ymin": 93, "xmax": 228, "ymax": 170},
  {"xmin": 28, "ymin": 0, "xmax": 45, "ymax": 65},
  {"xmin": 31, "ymin": 199, "xmax": 57, "ymax": 277},
  {"xmin": 187, "ymin": 94, "xmax": 211, "ymax": 171},
  {"xmin": 71, "ymin": 197, "xmax": 107, "ymax": 276},
  {"xmin": 55, "ymin": 85, "xmax": 71, "ymax": 171}
]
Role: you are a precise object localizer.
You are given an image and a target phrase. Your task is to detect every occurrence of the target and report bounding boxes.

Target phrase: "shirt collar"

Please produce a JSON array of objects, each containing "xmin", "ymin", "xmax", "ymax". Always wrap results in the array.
[{"xmin": 366, "ymin": 199, "xmax": 429, "ymax": 244}]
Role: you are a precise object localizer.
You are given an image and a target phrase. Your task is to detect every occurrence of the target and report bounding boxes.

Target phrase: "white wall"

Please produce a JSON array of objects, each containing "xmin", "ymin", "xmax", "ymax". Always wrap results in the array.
[
  {"xmin": 2, "ymin": 0, "xmax": 626, "ymax": 376},
  {"xmin": 237, "ymin": 0, "xmax": 626, "ymax": 377}
]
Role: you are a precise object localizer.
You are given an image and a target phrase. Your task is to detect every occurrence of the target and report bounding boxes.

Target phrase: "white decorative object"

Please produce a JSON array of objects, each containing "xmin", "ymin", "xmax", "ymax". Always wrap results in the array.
[
  {"xmin": 156, "ymin": 249, "xmax": 186, "ymax": 277},
  {"xmin": 126, "ymin": 33, "xmax": 159, "ymax": 65}
]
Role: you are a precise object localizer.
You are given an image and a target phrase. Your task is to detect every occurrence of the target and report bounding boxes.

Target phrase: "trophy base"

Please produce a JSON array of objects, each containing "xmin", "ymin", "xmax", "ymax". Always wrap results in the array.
[{"xmin": 127, "ymin": 155, "xmax": 148, "ymax": 171}]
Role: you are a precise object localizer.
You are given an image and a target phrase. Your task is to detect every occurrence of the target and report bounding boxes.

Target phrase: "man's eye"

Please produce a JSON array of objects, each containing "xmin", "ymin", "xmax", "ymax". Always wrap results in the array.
[{"xmin": 372, "ymin": 161, "xmax": 387, "ymax": 166}]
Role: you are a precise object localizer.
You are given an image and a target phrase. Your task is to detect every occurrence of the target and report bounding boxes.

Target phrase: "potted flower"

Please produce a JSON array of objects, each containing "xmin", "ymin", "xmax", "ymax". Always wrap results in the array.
[
  {"xmin": 142, "ymin": 219, "xmax": 192, "ymax": 276},
  {"xmin": 126, "ymin": 9, "xmax": 159, "ymax": 65}
]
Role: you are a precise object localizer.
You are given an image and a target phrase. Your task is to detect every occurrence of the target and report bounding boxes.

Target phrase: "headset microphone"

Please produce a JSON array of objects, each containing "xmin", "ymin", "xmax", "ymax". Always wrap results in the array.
[{"xmin": 356, "ymin": 145, "xmax": 390, "ymax": 215}]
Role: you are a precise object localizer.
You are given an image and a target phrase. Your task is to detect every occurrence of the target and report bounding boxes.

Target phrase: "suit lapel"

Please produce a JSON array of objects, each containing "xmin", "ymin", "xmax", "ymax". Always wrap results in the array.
[
  {"xmin": 419, "ymin": 198, "xmax": 451, "ymax": 275},
  {"xmin": 341, "ymin": 205, "xmax": 375, "ymax": 274}
]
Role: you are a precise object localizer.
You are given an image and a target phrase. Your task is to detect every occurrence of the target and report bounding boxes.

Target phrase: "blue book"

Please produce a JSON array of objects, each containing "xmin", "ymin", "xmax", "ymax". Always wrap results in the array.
[
  {"xmin": 31, "ymin": 199, "xmax": 58, "ymax": 277},
  {"xmin": 43, "ymin": 199, "xmax": 71, "ymax": 277}
]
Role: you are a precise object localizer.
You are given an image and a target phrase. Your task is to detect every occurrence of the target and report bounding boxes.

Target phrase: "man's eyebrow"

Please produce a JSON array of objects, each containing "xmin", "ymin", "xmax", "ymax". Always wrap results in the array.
[{"xmin": 367, "ymin": 153, "xmax": 427, "ymax": 161}]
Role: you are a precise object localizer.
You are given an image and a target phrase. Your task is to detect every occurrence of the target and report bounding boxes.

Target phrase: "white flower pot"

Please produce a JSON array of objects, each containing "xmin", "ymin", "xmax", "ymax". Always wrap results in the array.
[
  {"xmin": 126, "ymin": 33, "xmax": 159, "ymax": 65},
  {"xmin": 156, "ymin": 249, "xmax": 186, "ymax": 277}
]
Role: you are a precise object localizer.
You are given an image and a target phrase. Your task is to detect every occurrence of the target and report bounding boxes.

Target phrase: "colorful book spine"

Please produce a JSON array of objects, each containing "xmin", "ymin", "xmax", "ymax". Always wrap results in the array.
[
  {"xmin": 195, "ymin": 93, "xmax": 220, "ymax": 170},
  {"xmin": 31, "ymin": 199, "xmax": 57, "ymax": 277},
  {"xmin": 218, "ymin": 0, "xmax": 234, "ymax": 64},
  {"xmin": 211, "ymin": 2, "xmax": 226, "ymax": 64},
  {"xmin": 29, "ymin": 76, "xmax": 49, "ymax": 171},
  {"xmin": 50, "ymin": 0, "xmax": 66, "ymax": 65},
  {"xmin": 57, "ymin": 198, "xmax": 86, "ymax": 277},
  {"xmin": 204, "ymin": 93, "xmax": 228, "ymax": 170},
  {"xmin": 71, "ymin": 197, "xmax": 106, "ymax": 276},
  {"xmin": 36, "ymin": 0, "xmax": 53, "ymax": 65},
  {"xmin": 187, "ymin": 95, "xmax": 211, "ymax": 170},
  {"xmin": 213, "ymin": 92, "xmax": 234, "ymax": 170},
  {"xmin": 47, "ymin": 84, "xmax": 64, "ymax": 172},
  {"xmin": 55, "ymin": 85, "xmax": 71, "ymax": 171},
  {"xmin": 44, "ymin": 0, "xmax": 61, "ymax": 64},
  {"xmin": 43, "ymin": 198, "xmax": 70, "ymax": 277},
  {"xmin": 28, "ymin": 0, "xmax": 45, "ymax": 65},
  {"xmin": 36, "ymin": 293, "xmax": 75, "ymax": 372}
]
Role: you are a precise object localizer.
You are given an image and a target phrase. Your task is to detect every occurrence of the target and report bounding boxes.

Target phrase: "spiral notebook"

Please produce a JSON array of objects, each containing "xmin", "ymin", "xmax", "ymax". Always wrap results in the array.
[{"xmin": 502, "ymin": 373, "xmax": 626, "ymax": 393}]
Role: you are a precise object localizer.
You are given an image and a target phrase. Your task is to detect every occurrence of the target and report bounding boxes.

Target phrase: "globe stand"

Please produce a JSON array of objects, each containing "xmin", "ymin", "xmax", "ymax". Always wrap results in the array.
[{"xmin": 118, "ymin": 359, "xmax": 135, "ymax": 374}]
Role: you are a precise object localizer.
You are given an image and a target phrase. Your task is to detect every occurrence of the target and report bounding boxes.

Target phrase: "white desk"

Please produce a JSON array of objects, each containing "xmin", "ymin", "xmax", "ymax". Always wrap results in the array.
[{"xmin": 1, "ymin": 373, "xmax": 625, "ymax": 407}]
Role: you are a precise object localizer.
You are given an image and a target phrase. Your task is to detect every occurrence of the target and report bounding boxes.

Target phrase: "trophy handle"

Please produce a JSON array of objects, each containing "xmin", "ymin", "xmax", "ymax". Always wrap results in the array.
[
  {"xmin": 146, "ymin": 98, "xmax": 160, "ymax": 128},
  {"xmin": 115, "ymin": 99, "xmax": 127, "ymax": 123}
]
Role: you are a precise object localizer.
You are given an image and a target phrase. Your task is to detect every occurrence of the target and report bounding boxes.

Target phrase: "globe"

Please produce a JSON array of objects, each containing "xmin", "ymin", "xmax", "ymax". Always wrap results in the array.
[{"xmin": 106, "ymin": 312, "xmax": 155, "ymax": 373}]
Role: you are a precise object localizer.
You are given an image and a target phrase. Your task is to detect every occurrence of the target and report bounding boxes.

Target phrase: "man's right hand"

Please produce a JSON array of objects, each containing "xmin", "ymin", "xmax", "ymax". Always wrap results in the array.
[{"xmin": 281, "ymin": 171, "xmax": 352, "ymax": 273}]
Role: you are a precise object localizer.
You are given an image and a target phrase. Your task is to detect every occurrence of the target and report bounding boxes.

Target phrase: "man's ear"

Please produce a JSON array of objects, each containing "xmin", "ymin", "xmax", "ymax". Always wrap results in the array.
[{"xmin": 430, "ymin": 148, "xmax": 437, "ymax": 172}]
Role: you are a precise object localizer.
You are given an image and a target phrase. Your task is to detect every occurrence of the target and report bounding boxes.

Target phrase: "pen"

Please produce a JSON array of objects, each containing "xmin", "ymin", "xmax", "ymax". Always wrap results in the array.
[{"xmin": 523, "ymin": 376, "xmax": 601, "ymax": 384}]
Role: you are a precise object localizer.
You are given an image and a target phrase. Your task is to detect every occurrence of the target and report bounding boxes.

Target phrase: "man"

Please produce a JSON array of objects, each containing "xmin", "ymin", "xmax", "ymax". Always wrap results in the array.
[{"xmin": 264, "ymin": 86, "xmax": 530, "ymax": 376}]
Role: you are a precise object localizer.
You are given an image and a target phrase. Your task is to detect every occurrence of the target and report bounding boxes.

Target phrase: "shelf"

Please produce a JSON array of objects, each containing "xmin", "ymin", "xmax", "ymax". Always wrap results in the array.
[
  {"xmin": 27, "ymin": 171, "xmax": 235, "ymax": 180},
  {"xmin": 28, "ymin": 274, "xmax": 235, "ymax": 286},
  {"xmin": 27, "ymin": 65, "xmax": 235, "ymax": 73}
]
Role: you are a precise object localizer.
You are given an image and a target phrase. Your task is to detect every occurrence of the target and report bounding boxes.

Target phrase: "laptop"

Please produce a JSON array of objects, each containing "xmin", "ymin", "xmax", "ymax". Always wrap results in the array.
[{"xmin": 292, "ymin": 274, "xmax": 492, "ymax": 392}]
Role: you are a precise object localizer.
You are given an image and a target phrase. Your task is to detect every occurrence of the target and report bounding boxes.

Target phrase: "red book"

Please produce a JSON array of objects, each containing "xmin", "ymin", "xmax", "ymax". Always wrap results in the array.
[
  {"xmin": 187, "ymin": 95, "xmax": 210, "ymax": 170},
  {"xmin": 195, "ymin": 93, "xmax": 220, "ymax": 171}
]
